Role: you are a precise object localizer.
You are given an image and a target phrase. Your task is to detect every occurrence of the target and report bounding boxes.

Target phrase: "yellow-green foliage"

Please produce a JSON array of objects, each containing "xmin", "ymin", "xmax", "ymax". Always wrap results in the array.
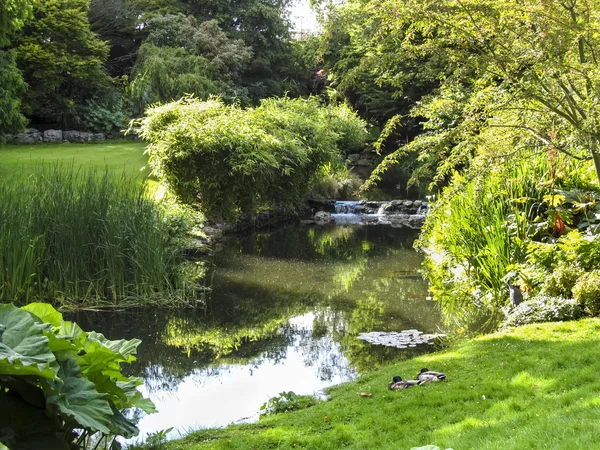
[
  {"xmin": 137, "ymin": 96, "xmax": 368, "ymax": 221},
  {"xmin": 542, "ymin": 262, "xmax": 584, "ymax": 298},
  {"xmin": 573, "ymin": 271, "xmax": 600, "ymax": 316}
]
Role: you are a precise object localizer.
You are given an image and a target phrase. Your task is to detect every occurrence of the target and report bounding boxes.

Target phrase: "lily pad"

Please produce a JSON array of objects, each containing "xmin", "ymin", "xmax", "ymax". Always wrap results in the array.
[{"xmin": 357, "ymin": 330, "xmax": 445, "ymax": 349}]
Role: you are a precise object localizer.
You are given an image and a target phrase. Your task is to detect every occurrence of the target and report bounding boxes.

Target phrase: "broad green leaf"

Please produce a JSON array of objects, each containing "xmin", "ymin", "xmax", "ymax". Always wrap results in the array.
[
  {"xmin": 0, "ymin": 443, "xmax": 7, "ymax": 450},
  {"xmin": 0, "ymin": 304, "xmax": 57, "ymax": 379},
  {"xmin": 109, "ymin": 404, "xmax": 139, "ymax": 439},
  {"xmin": 87, "ymin": 331, "xmax": 141, "ymax": 361},
  {"xmin": 46, "ymin": 358, "xmax": 113, "ymax": 434},
  {"xmin": 117, "ymin": 379, "xmax": 157, "ymax": 413},
  {"xmin": 22, "ymin": 303, "xmax": 63, "ymax": 327},
  {"xmin": 0, "ymin": 391, "xmax": 59, "ymax": 440},
  {"xmin": 58, "ymin": 320, "xmax": 87, "ymax": 343},
  {"xmin": 78, "ymin": 340, "xmax": 127, "ymax": 377}
]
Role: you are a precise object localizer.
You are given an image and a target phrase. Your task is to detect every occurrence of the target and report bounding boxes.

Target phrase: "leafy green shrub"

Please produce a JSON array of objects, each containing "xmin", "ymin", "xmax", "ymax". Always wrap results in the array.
[
  {"xmin": 260, "ymin": 391, "xmax": 315, "ymax": 417},
  {"xmin": 502, "ymin": 295, "xmax": 584, "ymax": 328},
  {"xmin": 75, "ymin": 96, "xmax": 127, "ymax": 133},
  {"xmin": 572, "ymin": 271, "xmax": 600, "ymax": 316},
  {"xmin": 0, "ymin": 303, "xmax": 155, "ymax": 449},
  {"xmin": 542, "ymin": 262, "xmax": 584, "ymax": 298},
  {"xmin": 137, "ymin": 96, "xmax": 368, "ymax": 221}
]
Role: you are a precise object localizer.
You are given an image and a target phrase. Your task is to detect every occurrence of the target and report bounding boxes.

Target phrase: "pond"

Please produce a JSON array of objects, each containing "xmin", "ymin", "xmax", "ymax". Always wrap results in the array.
[{"xmin": 67, "ymin": 224, "xmax": 442, "ymax": 442}]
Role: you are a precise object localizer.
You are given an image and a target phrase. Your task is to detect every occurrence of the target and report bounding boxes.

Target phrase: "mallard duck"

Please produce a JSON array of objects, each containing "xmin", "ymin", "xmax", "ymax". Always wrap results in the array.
[
  {"xmin": 416, "ymin": 368, "xmax": 446, "ymax": 382},
  {"xmin": 388, "ymin": 375, "xmax": 423, "ymax": 390}
]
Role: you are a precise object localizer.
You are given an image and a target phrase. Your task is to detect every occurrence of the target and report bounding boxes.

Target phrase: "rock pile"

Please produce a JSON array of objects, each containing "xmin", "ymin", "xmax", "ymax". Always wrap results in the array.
[{"xmin": 4, "ymin": 128, "xmax": 134, "ymax": 144}]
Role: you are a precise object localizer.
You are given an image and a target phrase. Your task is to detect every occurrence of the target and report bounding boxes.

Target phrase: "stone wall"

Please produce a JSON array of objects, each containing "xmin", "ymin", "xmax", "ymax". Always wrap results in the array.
[{"xmin": 4, "ymin": 128, "xmax": 136, "ymax": 145}]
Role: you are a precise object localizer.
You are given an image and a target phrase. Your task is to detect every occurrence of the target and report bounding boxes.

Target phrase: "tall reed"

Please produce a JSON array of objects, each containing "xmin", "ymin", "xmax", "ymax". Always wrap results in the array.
[{"xmin": 0, "ymin": 165, "xmax": 197, "ymax": 307}]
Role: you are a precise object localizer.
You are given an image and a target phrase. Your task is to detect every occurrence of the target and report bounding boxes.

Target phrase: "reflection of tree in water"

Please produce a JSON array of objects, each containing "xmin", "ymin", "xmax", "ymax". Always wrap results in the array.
[{"xmin": 68, "ymin": 225, "xmax": 442, "ymax": 396}]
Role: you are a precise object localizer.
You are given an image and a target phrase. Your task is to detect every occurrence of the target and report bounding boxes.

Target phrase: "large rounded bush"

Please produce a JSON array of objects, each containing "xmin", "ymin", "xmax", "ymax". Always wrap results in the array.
[
  {"xmin": 573, "ymin": 271, "xmax": 600, "ymax": 315},
  {"xmin": 137, "ymin": 97, "xmax": 368, "ymax": 221}
]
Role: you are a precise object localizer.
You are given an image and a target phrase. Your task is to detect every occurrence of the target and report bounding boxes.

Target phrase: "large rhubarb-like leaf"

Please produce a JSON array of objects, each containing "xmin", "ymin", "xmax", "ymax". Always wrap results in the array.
[
  {"xmin": 46, "ymin": 358, "xmax": 113, "ymax": 434},
  {"xmin": 0, "ymin": 304, "xmax": 58, "ymax": 379},
  {"xmin": 22, "ymin": 303, "xmax": 63, "ymax": 327},
  {"xmin": 109, "ymin": 404, "xmax": 139, "ymax": 439},
  {"xmin": 87, "ymin": 331, "xmax": 141, "ymax": 361},
  {"xmin": 117, "ymin": 379, "xmax": 157, "ymax": 413}
]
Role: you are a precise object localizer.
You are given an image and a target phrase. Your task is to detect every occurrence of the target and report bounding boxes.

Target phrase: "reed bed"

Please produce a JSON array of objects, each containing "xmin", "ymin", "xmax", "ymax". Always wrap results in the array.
[{"xmin": 0, "ymin": 165, "xmax": 198, "ymax": 307}]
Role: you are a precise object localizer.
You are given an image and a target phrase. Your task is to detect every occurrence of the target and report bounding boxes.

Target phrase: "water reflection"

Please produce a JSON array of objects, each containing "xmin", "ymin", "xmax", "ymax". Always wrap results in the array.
[{"xmin": 67, "ymin": 224, "xmax": 442, "ymax": 440}]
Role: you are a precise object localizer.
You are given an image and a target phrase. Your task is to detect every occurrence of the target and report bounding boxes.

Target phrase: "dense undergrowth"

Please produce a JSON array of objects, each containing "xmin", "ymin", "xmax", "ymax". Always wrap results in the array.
[
  {"xmin": 0, "ymin": 165, "xmax": 203, "ymax": 308},
  {"xmin": 131, "ymin": 319, "xmax": 600, "ymax": 450},
  {"xmin": 419, "ymin": 150, "xmax": 600, "ymax": 331}
]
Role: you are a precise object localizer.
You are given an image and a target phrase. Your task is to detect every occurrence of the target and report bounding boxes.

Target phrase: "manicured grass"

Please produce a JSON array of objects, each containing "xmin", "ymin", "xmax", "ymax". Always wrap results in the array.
[
  {"xmin": 0, "ymin": 141, "xmax": 150, "ymax": 180},
  {"xmin": 159, "ymin": 319, "xmax": 600, "ymax": 450}
]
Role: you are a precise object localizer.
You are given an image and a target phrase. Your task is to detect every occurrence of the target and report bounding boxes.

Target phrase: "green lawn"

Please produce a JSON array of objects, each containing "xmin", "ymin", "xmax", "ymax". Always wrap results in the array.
[
  {"xmin": 158, "ymin": 319, "xmax": 600, "ymax": 450},
  {"xmin": 0, "ymin": 141, "xmax": 150, "ymax": 180}
]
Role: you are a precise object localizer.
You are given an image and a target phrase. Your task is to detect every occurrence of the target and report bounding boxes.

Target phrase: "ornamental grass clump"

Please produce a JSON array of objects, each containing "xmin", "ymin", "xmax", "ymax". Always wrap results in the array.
[
  {"xmin": 136, "ymin": 96, "xmax": 368, "ymax": 221},
  {"xmin": 0, "ymin": 165, "xmax": 197, "ymax": 307}
]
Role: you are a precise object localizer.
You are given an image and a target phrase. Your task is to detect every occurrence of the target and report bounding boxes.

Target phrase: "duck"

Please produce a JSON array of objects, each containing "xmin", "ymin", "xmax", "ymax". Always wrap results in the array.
[
  {"xmin": 388, "ymin": 375, "xmax": 424, "ymax": 390},
  {"xmin": 416, "ymin": 368, "xmax": 446, "ymax": 382}
]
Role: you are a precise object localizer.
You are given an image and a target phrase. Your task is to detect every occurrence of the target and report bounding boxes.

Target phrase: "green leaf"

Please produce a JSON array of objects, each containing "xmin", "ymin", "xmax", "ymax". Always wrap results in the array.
[
  {"xmin": 0, "ymin": 304, "xmax": 58, "ymax": 379},
  {"xmin": 2, "ymin": 376, "xmax": 46, "ymax": 408},
  {"xmin": 22, "ymin": 303, "xmax": 63, "ymax": 327},
  {"xmin": 87, "ymin": 331, "xmax": 141, "ymax": 361},
  {"xmin": 117, "ymin": 379, "xmax": 157, "ymax": 413},
  {"xmin": 46, "ymin": 358, "xmax": 113, "ymax": 434},
  {"xmin": 109, "ymin": 404, "xmax": 139, "ymax": 439}
]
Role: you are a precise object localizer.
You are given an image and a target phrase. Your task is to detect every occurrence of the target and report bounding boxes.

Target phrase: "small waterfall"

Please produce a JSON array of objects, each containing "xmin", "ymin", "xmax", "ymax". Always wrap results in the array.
[
  {"xmin": 334, "ymin": 201, "xmax": 361, "ymax": 214},
  {"xmin": 329, "ymin": 200, "xmax": 428, "ymax": 228}
]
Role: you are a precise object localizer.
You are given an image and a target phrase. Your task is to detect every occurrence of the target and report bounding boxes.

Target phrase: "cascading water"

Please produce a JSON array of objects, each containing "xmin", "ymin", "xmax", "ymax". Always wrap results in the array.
[{"xmin": 330, "ymin": 200, "xmax": 428, "ymax": 227}]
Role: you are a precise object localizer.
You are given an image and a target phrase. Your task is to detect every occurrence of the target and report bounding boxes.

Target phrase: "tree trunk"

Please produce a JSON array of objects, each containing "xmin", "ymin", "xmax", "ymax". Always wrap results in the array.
[{"xmin": 592, "ymin": 138, "xmax": 600, "ymax": 186}]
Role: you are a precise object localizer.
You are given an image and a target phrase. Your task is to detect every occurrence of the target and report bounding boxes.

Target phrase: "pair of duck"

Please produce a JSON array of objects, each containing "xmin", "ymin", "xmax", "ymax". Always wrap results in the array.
[{"xmin": 388, "ymin": 368, "xmax": 446, "ymax": 390}]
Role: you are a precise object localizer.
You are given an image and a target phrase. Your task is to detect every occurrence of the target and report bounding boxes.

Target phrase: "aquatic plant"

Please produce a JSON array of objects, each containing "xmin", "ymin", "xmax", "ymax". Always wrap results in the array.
[
  {"xmin": 0, "ymin": 165, "xmax": 201, "ymax": 307},
  {"xmin": 0, "ymin": 303, "xmax": 155, "ymax": 449},
  {"xmin": 260, "ymin": 391, "xmax": 316, "ymax": 417}
]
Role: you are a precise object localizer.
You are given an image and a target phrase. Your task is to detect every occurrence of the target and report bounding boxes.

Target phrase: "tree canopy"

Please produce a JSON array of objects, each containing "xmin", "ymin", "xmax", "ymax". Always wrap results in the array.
[{"xmin": 353, "ymin": 0, "xmax": 600, "ymax": 186}]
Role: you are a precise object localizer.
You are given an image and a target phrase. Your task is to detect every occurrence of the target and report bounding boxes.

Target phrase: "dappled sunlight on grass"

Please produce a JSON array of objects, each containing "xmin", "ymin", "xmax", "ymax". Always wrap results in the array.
[{"xmin": 159, "ymin": 319, "xmax": 600, "ymax": 450}]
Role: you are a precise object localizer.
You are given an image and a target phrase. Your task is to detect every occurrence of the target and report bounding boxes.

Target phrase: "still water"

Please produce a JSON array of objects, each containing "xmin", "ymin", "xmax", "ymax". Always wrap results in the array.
[{"xmin": 68, "ymin": 224, "xmax": 442, "ymax": 441}]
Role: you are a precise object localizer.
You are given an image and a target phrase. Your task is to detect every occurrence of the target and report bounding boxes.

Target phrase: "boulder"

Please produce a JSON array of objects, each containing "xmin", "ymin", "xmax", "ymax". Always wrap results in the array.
[
  {"xmin": 356, "ymin": 159, "xmax": 373, "ymax": 167},
  {"xmin": 43, "ymin": 129, "xmax": 63, "ymax": 143},
  {"xmin": 63, "ymin": 131, "xmax": 94, "ymax": 142},
  {"xmin": 347, "ymin": 154, "xmax": 361, "ymax": 163},
  {"xmin": 314, "ymin": 211, "xmax": 333, "ymax": 224},
  {"xmin": 15, "ymin": 128, "xmax": 42, "ymax": 144},
  {"xmin": 91, "ymin": 133, "xmax": 106, "ymax": 141},
  {"xmin": 4, "ymin": 134, "xmax": 14, "ymax": 143}
]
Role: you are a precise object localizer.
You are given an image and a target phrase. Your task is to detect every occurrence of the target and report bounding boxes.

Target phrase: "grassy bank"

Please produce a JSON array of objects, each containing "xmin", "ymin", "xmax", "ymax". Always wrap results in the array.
[
  {"xmin": 154, "ymin": 319, "xmax": 600, "ymax": 449},
  {"xmin": 0, "ymin": 141, "xmax": 149, "ymax": 179}
]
